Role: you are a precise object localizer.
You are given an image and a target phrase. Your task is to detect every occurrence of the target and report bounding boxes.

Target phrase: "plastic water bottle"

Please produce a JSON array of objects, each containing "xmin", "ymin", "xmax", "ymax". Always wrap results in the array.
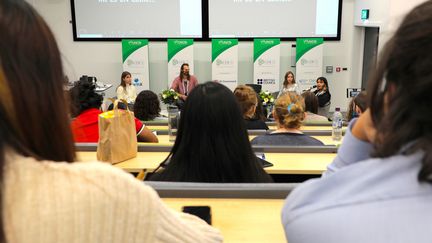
[
  {"xmin": 332, "ymin": 107, "xmax": 343, "ymax": 142},
  {"xmin": 168, "ymin": 106, "xmax": 179, "ymax": 142}
]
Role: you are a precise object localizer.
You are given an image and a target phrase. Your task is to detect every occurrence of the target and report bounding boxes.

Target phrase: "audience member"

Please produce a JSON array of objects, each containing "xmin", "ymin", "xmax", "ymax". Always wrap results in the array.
[
  {"xmin": 116, "ymin": 71, "xmax": 137, "ymax": 103},
  {"xmin": 346, "ymin": 91, "xmax": 368, "ymax": 121},
  {"xmin": 234, "ymin": 85, "xmax": 269, "ymax": 130},
  {"xmin": 314, "ymin": 76, "xmax": 331, "ymax": 118},
  {"xmin": 278, "ymin": 71, "xmax": 300, "ymax": 97},
  {"xmin": 282, "ymin": 2, "xmax": 432, "ymax": 242},
  {"xmin": 0, "ymin": 1, "xmax": 221, "ymax": 242},
  {"xmin": 70, "ymin": 81, "xmax": 158, "ymax": 143},
  {"xmin": 251, "ymin": 92, "xmax": 324, "ymax": 146},
  {"xmin": 301, "ymin": 91, "xmax": 329, "ymax": 122},
  {"xmin": 149, "ymin": 82, "xmax": 273, "ymax": 183},
  {"xmin": 134, "ymin": 90, "xmax": 167, "ymax": 121}
]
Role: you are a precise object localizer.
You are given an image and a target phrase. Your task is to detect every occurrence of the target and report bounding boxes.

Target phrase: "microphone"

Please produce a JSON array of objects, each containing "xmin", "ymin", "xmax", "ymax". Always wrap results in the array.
[{"xmin": 305, "ymin": 85, "xmax": 317, "ymax": 92}]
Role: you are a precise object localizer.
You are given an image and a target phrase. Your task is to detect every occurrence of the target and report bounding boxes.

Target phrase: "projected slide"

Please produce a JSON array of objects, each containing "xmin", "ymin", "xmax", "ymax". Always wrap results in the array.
[
  {"xmin": 73, "ymin": 0, "xmax": 202, "ymax": 38},
  {"xmin": 209, "ymin": 0, "xmax": 339, "ymax": 38}
]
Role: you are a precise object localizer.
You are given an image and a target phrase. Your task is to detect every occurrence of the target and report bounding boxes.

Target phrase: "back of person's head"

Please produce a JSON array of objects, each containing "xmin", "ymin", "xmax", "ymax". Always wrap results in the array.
[
  {"xmin": 274, "ymin": 92, "xmax": 305, "ymax": 129},
  {"xmin": 368, "ymin": 1, "xmax": 432, "ymax": 183},
  {"xmin": 283, "ymin": 71, "xmax": 296, "ymax": 86},
  {"xmin": 233, "ymin": 85, "xmax": 258, "ymax": 118},
  {"xmin": 153, "ymin": 82, "xmax": 271, "ymax": 183},
  {"xmin": 347, "ymin": 91, "xmax": 368, "ymax": 121},
  {"xmin": 69, "ymin": 81, "xmax": 103, "ymax": 117},
  {"xmin": 120, "ymin": 71, "xmax": 131, "ymax": 87},
  {"xmin": 301, "ymin": 91, "xmax": 319, "ymax": 114},
  {"xmin": 0, "ymin": 0, "xmax": 75, "ymax": 164},
  {"xmin": 134, "ymin": 90, "xmax": 161, "ymax": 121}
]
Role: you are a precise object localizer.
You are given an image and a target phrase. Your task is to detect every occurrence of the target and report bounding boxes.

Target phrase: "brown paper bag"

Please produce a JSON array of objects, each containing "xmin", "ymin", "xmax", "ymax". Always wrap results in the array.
[{"xmin": 96, "ymin": 99, "xmax": 137, "ymax": 164}]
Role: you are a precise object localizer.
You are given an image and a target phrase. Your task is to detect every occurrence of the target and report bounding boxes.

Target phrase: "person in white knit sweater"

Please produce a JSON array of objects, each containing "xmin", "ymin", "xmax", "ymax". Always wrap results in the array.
[{"xmin": 0, "ymin": 1, "xmax": 222, "ymax": 242}]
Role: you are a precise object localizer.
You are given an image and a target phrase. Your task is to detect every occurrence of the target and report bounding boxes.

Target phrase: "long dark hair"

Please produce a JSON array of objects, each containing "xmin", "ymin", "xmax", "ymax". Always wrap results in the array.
[
  {"xmin": 134, "ymin": 90, "xmax": 161, "ymax": 121},
  {"xmin": 150, "ymin": 82, "xmax": 272, "ymax": 182},
  {"xmin": 179, "ymin": 63, "xmax": 190, "ymax": 80},
  {"xmin": 316, "ymin": 76, "xmax": 330, "ymax": 92},
  {"xmin": 0, "ymin": 1, "xmax": 75, "ymax": 241},
  {"xmin": 283, "ymin": 71, "xmax": 296, "ymax": 87},
  {"xmin": 367, "ymin": 1, "xmax": 432, "ymax": 183}
]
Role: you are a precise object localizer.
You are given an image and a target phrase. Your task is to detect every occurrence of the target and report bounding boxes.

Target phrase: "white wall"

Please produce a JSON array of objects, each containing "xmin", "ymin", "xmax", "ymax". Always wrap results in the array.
[
  {"xmin": 354, "ymin": 0, "xmax": 427, "ymax": 53},
  {"xmin": 29, "ymin": 0, "xmax": 362, "ymax": 112}
]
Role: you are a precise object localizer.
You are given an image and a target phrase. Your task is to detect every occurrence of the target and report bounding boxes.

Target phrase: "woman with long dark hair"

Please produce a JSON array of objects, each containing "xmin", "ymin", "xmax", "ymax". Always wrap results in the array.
[
  {"xmin": 150, "ymin": 82, "xmax": 272, "ymax": 182},
  {"xmin": 313, "ymin": 76, "xmax": 331, "ymax": 118},
  {"xmin": 282, "ymin": 2, "xmax": 432, "ymax": 242},
  {"xmin": 0, "ymin": 1, "xmax": 221, "ymax": 242}
]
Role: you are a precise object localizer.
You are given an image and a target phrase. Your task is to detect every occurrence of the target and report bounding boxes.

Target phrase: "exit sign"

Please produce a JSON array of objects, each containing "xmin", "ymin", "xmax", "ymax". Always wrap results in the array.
[{"xmin": 361, "ymin": 9, "xmax": 370, "ymax": 20}]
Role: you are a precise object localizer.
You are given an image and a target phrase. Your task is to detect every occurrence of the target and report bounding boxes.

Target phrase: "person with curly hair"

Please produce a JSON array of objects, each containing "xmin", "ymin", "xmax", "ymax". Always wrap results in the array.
[
  {"xmin": 116, "ymin": 71, "xmax": 137, "ymax": 103},
  {"xmin": 70, "ymin": 81, "xmax": 158, "ymax": 143},
  {"xmin": 134, "ymin": 90, "xmax": 166, "ymax": 121}
]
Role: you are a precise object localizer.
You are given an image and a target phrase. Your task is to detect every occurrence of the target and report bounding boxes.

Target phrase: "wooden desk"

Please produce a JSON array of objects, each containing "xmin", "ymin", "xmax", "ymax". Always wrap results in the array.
[
  {"xmin": 163, "ymin": 198, "xmax": 286, "ymax": 243},
  {"xmin": 147, "ymin": 125, "xmax": 341, "ymax": 131},
  {"xmin": 77, "ymin": 151, "xmax": 335, "ymax": 175},
  {"xmin": 152, "ymin": 134, "xmax": 340, "ymax": 145}
]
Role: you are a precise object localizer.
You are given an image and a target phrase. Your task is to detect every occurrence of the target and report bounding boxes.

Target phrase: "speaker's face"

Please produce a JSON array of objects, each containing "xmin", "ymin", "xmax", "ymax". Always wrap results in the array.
[{"xmin": 123, "ymin": 74, "xmax": 132, "ymax": 85}]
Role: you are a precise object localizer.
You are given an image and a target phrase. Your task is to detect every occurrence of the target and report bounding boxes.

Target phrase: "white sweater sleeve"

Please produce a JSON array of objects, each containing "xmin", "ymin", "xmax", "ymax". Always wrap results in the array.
[
  {"xmin": 116, "ymin": 86, "xmax": 125, "ymax": 100},
  {"xmin": 90, "ymin": 163, "xmax": 223, "ymax": 243}
]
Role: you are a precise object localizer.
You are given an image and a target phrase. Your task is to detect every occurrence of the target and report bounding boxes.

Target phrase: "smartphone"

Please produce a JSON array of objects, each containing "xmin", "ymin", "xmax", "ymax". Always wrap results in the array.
[
  {"xmin": 255, "ymin": 153, "xmax": 274, "ymax": 168},
  {"xmin": 182, "ymin": 206, "xmax": 212, "ymax": 225}
]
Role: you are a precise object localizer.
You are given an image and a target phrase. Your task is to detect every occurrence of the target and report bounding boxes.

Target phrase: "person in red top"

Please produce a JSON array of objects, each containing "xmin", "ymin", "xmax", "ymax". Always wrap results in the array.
[{"xmin": 69, "ymin": 81, "xmax": 158, "ymax": 143}]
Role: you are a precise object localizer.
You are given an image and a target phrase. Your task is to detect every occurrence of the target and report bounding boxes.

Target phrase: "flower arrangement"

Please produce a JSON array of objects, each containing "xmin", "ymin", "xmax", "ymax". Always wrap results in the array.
[
  {"xmin": 160, "ymin": 89, "xmax": 179, "ymax": 105},
  {"xmin": 259, "ymin": 91, "xmax": 275, "ymax": 105}
]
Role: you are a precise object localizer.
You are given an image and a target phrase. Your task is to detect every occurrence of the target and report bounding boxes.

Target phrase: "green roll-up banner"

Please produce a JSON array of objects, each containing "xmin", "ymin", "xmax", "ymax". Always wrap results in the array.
[
  {"xmin": 211, "ymin": 39, "xmax": 238, "ymax": 91},
  {"xmin": 122, "ymin": 39, "xmax": 149, "ymax": 90},
  {"xmin": 296, "ymin": 38, "xmax": 324, "ymax": 92},
  {"xmin": 167, "ymin": 39, "xmax": 194, "ymax": 87},
  {"xmin": 253, "ymin": 38, "xmax": 281, "ymax": 92}
]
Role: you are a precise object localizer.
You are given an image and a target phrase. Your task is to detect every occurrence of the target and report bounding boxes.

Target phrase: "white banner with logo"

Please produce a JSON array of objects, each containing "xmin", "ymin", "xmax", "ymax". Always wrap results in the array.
[
  {"xmin": 296, "ymin": 38, "xmax": 324, "ymax": 92},
  {"xmin": 167, "ymin": 39, "xmax": 194, "ymax": 87},
  {"xmin": 122, "ymin": 39, "xmax": 149, "ymax": 91},
  {"xmin": 253, "ymin": 39, "xmax": 280, "ymax": 92},
  {"xmin": 211, "ymin": 39, "xmax": 238, "ymax": 91}
]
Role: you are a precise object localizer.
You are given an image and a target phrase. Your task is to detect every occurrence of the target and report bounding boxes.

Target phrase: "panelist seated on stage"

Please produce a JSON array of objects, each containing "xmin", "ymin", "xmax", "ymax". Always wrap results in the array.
[
  {"xmin": 170, "ymin": 63, "xmax": 198, "ymax": 101},
  {"xmin": 116, "ymin": 71, "xmax": 137, "ymax": 104},
  {"xmin": 251, "ymin": 92, "xmax": 324, "ymax": 146},
  {"xmin": 149, "ymin": 82, "xmax": 273, "ymax": 183},
  {"xmin": 69, "ymin": 81, "xmax": 158, "ymax": 143},
  {"xmin": 313, "ymin": 76, "xmax": 332, "ymax": 118}
]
